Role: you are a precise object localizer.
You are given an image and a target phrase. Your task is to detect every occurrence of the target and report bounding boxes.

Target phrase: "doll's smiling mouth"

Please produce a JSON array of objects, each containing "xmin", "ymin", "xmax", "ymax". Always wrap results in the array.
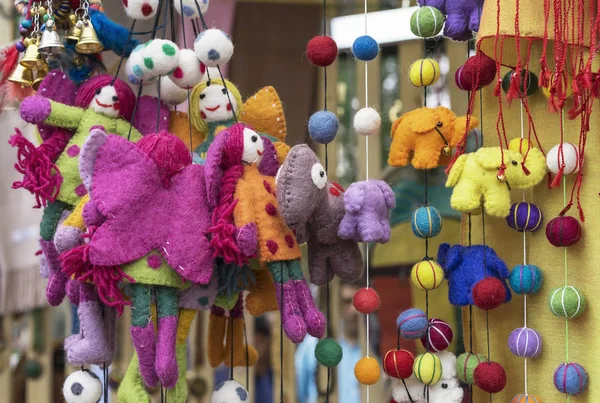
[
  {"xmin": 95, "ymin": 99, "xmax": 119, "ymax": 110},
  {"xmin": 257, "ymin": 150, "xmax": 263, "ymax": 156},
  {"xmin": 205, "ymin": 105, "xmax": 221, "ymax": 112}
]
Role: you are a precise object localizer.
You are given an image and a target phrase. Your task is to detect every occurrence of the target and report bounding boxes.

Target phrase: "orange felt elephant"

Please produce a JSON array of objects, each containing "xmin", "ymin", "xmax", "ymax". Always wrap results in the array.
[{"xmin": 388, "ymin": 106, "xmax": 478, "ymax": 170}]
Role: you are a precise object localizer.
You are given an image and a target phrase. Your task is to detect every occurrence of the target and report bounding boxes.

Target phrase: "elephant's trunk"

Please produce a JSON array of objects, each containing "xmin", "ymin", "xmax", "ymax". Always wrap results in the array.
[
  {"xmin": 514, "ymin": 147, "xmax": 547, "ymax": 189},
  {"xmin": 451, "ymin": 115, "xmax": 479, "ymax": 147}
]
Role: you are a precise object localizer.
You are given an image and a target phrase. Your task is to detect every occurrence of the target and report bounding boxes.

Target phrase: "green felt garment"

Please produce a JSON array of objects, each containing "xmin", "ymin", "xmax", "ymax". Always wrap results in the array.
[{"xmin": 122, "ymin": 251, "xmax": 186, "ymax": 289}]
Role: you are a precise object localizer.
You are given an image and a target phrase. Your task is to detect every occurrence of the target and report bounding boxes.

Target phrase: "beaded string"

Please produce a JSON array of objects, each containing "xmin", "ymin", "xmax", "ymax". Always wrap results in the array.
[
  {"xmin": 519, "ymin": 99, "xmax": 529, "ymax": 398},
  {"xmin": 561, "ymin": 110, "xmax": 571, "ymax": 403}
]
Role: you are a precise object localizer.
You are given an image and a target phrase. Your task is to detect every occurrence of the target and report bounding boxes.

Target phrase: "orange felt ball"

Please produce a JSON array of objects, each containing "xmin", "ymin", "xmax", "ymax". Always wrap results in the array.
[
  {"xmin": 354, "ymin": 357, "xmax": 381, "ymax": 385},
  {"xmin": 307, "ymin": 36, "xmax": 338, "ymax": 67},
  {"xmin": 353, "ymin": 288, "xmax": 381, "ymax": 314},
  {"xmin": 383, "ymin": 349, "xmax": 414, "ymax": 379}
]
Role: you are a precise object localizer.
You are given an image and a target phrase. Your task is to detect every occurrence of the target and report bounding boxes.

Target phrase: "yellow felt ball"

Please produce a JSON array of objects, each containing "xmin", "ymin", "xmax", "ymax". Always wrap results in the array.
[
  {"xmin": 542, "ymin": 72, "xmax": 573, "ymax": 99},
  {"xmin": 508, "ymin": 138, "xmax": 533, "ymax": 154},
  {"xmin": 413, "ymin": 352, "xmax": 442, "ymax": 385},
  {"xmin": 408, "ymin": 58, "xmax": 440, "ymax": 87},
  {"xmin": 354, "ymin": 357, "xmax": 380, "ymax": 385},
  {"xmin": 410, "ymin": 260, "xmax": 444, "ymax": 290}
]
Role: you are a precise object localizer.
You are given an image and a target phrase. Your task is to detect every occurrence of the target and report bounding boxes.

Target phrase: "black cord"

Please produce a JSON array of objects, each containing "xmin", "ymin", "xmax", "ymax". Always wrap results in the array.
[
  {"xmin": 229, "ymin": 314, "xmax": 234, "ymax": 380},
  {"xmin": 243, "ymin": 319, "xmax": 249, "ymax": 392},
  {"xmin": 112, "ymin": 20, "xmax": 136, "ymax": 84},
  {"xmin": 177, "ymin": 0, "xmax": 194, "ymax": 155},
  {"xmin": 193, "ymin": 0, "xmax": 209, "ymax": 30},
  {"xmin": 279, "ymin": 269, "xmax": 284, "ymax": 403},
  {"xmin": 103, "ymin": 363, "xmax": 108, "ymax": 403}
]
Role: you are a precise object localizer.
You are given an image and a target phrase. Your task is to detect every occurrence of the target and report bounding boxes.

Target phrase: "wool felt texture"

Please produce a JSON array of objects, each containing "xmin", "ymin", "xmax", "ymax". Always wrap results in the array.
[
  {"xmin": 132, "ymin": 96, "xmax": 170, "ymax": 135},
  {"xmin": 501, "ymin": 70, "xmax": 539, "ymax": 96},
  {"xmin": 353, "ymin": 287, "xmax": 381, "ymax": 314},
  {"xmin": 40, "ymin": 200, "xmax": 71, "ymax": 240},
  {"xmin": 411, "ymin": 205, "xmax": 442, "ymax": 238},
  {"xmin": 508, "ymin": 327, "xmax": 542, "ymax": 358},
  {"xmin": 456, "ymin": 352, "xmax": 486, "ymax": 384},
  {"xmin": 159, "ymin": 79, "xmax": 189, "ymax": 108},
  {"xmin": 472, "ymin": 277, "xmax": 508, "ymax": 310},
  {"xmin": 174, "ymin": 0, "xmax": 209, "ymax": 18},
  {"xmin": 241, "ymin": 86, "xmax": 288, "ymax": 144},
  {"xmin": 189, "ymin": 78, "xmax": 243, "ymax": 136},
  {"xmin": 549, "ymin": 286, "xmax": 586, "ymax": 318},
  {"xmin": 156, "ymin": 316, "xmax": 178, "ymax": 388},
  {"xmin": 142, "ymin": 40, "xmax": 180, "ymax": 79},
  {"xmin": 546, "ymin": 216, "xmax": 582, "ymax": 247},
  {"xmin": 353, "ymin": 107, "xmax": 381, "ymax": 136},
  {"xmin": 388, "ymin": 106, "xmax": 478, "ymax": 170},
  {"xmin": 383, "ymin": 349, "xmax": 414, "ymax": 379},
  {"xmin": 396, "ymin": 308, "xmax": 428, "ymax": 339},
  {"xmin": 421, "ymin": 318, "xmax": 453, "ymax": 352},
  {"xmin": 63, "ymin": 370, "xmax": 103, "ymax": 403},
  {"xmin": 546, "ymin": 143, "xmax": 580, "ymax": 175},
  {"xmin": 511, "ymin": 395, "xmax": 542, "ymax": 403},
  {"xmin": 308, "ymin": 110, "xmax": 338, "ymax": 144},
  {"xmin": 507, "ymin": 202, "xmax": 543, "ymax": 232},
  {"xmin": 509, "ymin": 264, "xmax": 543, "ymax": 294},
  {"xmin": 194, "ymin": 29, "xmax": 234, "ymax": 68},
  {"xmin": 178, "ymin": 277, "xmax": 218, "ymax": 311},
  {"xmin": 413, "ymin": 352, "xmax": 442, "ymax": 385},
  {"xmin": 315, "ymin": 338, "xmax": 343, "ymax": 367},
  {"xmin": 354, "ymin": 357, "xmax": 381, "ymax": 385},
  {"xmin": 277, "ymin": 144, "xmax": 363, "ymax": 285},
  {"xmin": 447, "ymin": 146, "xmax": 547, "ymax": 217},
  {"xmin": 410, "ymin": 6, "xmax": 445, "ymax": 38},
  {"xmin": 35, "ymin": 69, "xmax": 77, "ymax": 140},
  {"xmin": 338, "ymin": 179, "xmax": 395, "ymax": 243},
  {"xmin": 408, "ymin": 58, "xmax": 441, "ymax": 87},
  {"xmin": 169, "ymin": 110, "xmax": 206, "ymax": 151},
  {"xmin": 223, "ymin": 316, "xmax": 259, "ymax": 367},
  {"xmin": 121, "ymin": 0, "xmax": 159, "ymax": 20},
  {"xmin": 131, "ymin": 321, "xmax": 159, "ymax": 387},
  {"xmin": 245, "ymin": 263, "xmax": 278, "ymax": 316},
  {"xmin": 207, "ymin": 311, "xmax": 227, "ymax": 368},
  {"xmin": 41, "ymin": 238, "xmax": 67, "ymax": 303},
  {"xmin": 417, "ymin": 0, "xmax": 483, "ymax": 41},
  {"xmin": 553, "ymin": 363, "xmax": 588, "ymax": 395},
  {"xmin": 352, "ymin": 35, "xmax": 379, "ymax": 61},
  {"xmin": 118, "ymin": 352, "xmax": 151, "ymax": 403},
  {"xmin": 273, "ymin": 276, "xmax": 306, "ymax": 343},
  {"xmin": 457, "ymin": 54, "xmax": 497, "ymax": 91},
  {"xmin": 306, "ymin": 36, "xmax": 338, "ymax": 67},
  {"xmin": 170, "ymin": 48, "xmax": 205, "ymax": 89},
  {"xmin": 89, "ymin": 8, "xmax": 139, "ymax": 57},
  {"xmin": 474, "ymin": 361, "xmax": 507, "ymax": 394},
  {"xmin": 410, "ymin": 260, "xmax": 444, "ymax": 290},
  {"xmin": 464, "ymin": 128, "xmax": 483, "ymax": 153},
  {"xmin": 166, "ymin": 344, "xmax": 190, "ymax": 402},
  {"xmin": 211, "ymin": 380, "xmax": 249, "ymax": 403}
]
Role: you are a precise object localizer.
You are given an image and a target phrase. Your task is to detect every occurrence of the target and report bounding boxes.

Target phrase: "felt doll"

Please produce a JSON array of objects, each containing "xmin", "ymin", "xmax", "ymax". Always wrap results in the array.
[
  {"xmin": 60, "ymin": 129, "xmax": 214, "ymax": 388},
  {"xmin": 418, "ymin": 0, "xmax": 484, "ymax": 41},
  {"xmin": 205, "ymin": 123, "xmax": 326, "ymax": 344},
  {"xmin": 276, "ymin": 144, "xmax": 363, "ymax": 285}
]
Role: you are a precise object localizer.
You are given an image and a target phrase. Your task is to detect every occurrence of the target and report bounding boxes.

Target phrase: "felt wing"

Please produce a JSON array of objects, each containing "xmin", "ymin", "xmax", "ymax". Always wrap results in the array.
[
  {"xmin": 241, "ymin": 86, "xmax": 287, "ymax": 142},
  {"xmin": 204, "ymin": 129, "xmax": 230, "ymax": 208}
]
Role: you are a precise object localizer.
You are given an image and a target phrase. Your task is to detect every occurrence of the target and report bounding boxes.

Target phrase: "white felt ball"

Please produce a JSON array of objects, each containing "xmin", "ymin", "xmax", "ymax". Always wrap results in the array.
[
  {"xmin": 125, "ymin": 44, "xmax": 148, "ymax": 84},
  {"xmin": 194, "ymin": 29, "xmax": 234, "ymax": 68},
  {"xmin": 174, "ymin": 0, "xmax": 209, "ymax": 18},
  {"xmin": 211, "ymin": 380, "xmax": 249, "ymax": 403},
  {"xmin": 63, "ymin": 370, "xmax": 102, "ymax": 403},
  {"xmin": 353, "ymin": 107, "xmax": 381, "ymax": 136},
  {"xmin": 141, "ymin": 39, "xmax": 180, "ymax": 79},
  {"xmin": 122, "ymin": 0, "xmax": 159, "ymax": 20},
  {"xmin": 546, "ymin": 142, "xmax": 580, "ymax": 175},
  {"xmin": 201, "ymin": 66, "xmax": 222, "ymax": 82},
  {"xmin": 160, "ymin": 76, "xmax": 188, "ymax": 105},
  {"xmin": 170, "ymin": 49, "xmax": 205, "ymax": 89}
]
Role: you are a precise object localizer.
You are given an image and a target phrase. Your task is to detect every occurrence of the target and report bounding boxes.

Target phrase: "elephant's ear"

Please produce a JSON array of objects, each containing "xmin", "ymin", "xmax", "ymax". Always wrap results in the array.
[
  {"xmin": 438, "ymin": 244, "xmax": 463, "ymax": 275},
  {"xmin": 409, "ymin": 107, "xmax": 438, "ymax": 134},
  {"xmin": 474, "ymin": 147, "xmax": 503, "ymax": 170}
]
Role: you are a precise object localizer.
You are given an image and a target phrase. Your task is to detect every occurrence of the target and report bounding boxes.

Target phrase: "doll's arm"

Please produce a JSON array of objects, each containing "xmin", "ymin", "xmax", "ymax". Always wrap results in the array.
[
  {"xmin": 21, "ymin": 97, "xmax": 84, "ymax": 129},
  {"xmin": 115, "ymin": 118, "xmax": 142, "ymax": 141},
  {"xmin": 233, "ymin": 185, "xmax": 259, "ymax": 257},
  {"xmin": 54, "ymin": 195, "xmax": 89, "ymax": 253}
]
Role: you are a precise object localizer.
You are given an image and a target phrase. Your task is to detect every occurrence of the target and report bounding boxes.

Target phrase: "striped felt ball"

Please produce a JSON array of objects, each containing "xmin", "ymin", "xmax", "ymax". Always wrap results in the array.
[
  {"xmin": 413, "ymin": 352, "xmax": 442, "ymax": 385},
  {"xmin": 396, "ymin": 308, "xmax": 428, "ymax": 339},
  {"xmin": 410, "ymin": 260, "xmax": 444, "ymax": 291},
  {"xmin": 456, "ymin": 352, "xmax": 486, "ymax": 384},
  {"xmin": 408, "ymin": 58, "xmax": 440, "ymax": 87},
  {"xmin": 506, "ymin": 202, "xmax": 543, "ymax": 232},
  {"xmin": 511, "ymin": 394, "xmax": 542, "ymax": 403},
  {"xmin": 383, "ymin": 349, "xmax": 415, "ymax": 379},
  {"xmin": 411, "ymin": 206, "xmax": 442, "ymax": 238},
  {"xmin": 549, "ymin": 286, "xmax": 586, "ymax": 319},
  {"xmin": 509, "ymin": 264, "xmax": 543, "ymax": 294},
  {"xmin": 410, "ymin": 6, "xmax": 444, "ymax": 38},
  {"xmin": 554, "ymin": 363, "xmax": 588, "ymax": 395},
  {"xmin": 420, "ymin": 318, "xmax": 453, "ymax": 352},
  {"xmin": 508, "ymin": 327, "xmax": 542, "ymax": 358}
]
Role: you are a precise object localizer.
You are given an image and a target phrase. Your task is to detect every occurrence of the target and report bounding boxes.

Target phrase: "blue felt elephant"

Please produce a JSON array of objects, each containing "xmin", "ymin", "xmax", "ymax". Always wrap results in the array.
[{"xmin": 437, "ymin": 243, "xmax": 511, "ymax": 306}]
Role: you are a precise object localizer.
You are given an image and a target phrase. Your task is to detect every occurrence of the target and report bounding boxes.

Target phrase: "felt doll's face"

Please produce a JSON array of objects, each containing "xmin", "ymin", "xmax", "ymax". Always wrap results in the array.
[
  {"xmin": 89, "ymin": 85, "xmax": 120, "ymax": 118},
  {"xmin": 242, "ymin": 128, "xmax": 264, "ymax": 164},
  {"xmin": 198, "ymin": 83, "xmax": 238, "ymax": 122}
]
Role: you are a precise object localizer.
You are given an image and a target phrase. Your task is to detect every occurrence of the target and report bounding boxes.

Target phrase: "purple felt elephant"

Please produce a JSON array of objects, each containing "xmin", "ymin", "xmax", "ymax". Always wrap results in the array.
[
  {"xmin": 276, "ymin": 144, "xmax": 363, "ymax": 286},
  {"xmin": 338, "ymin": 180, "xmax": 395, "ymax": 244},
  {"xmin": 419, "ymin": 0, "xmax": 484, "ymax": 41}
]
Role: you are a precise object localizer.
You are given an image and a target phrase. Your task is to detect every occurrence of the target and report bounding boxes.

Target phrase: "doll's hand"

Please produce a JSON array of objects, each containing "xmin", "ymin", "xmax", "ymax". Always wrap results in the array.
[
  {"xmin": 83, "ymin": 200, "xmax": 105, "ymax": 227},
  {"xmin": 54, "ymin": 226, "xmax": 83, "ymax": 254},
  {"xmin": 20, "ymin": 96, "xmax": 52, "ymax": 124},
  {"xmin": 236, "ymin": 223, "xmax": 258, "ymax": 257}
]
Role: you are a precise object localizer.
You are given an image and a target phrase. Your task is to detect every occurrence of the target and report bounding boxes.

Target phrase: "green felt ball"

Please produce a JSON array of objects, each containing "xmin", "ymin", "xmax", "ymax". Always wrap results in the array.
[
  {"xmin": 549, "ymin": 285, "xmax": 586, "ymax": 319},
  {"xmin": 24, "ymin": 359, "xmax": 43, "ymax": 379},
  {"xmin": 315, "ymin": 338, "xmax": 343, "ymax": 368},
  {"xmin": 501, "ymin": 70, "xmax": 538, "ymax": 96},
  {"xmin": 410, "ymin": 6, "xmax": 445, "ymax": 38},
  {"xmin": 455, "ymin": 352, "xmax": 486, "ymax": 384}
]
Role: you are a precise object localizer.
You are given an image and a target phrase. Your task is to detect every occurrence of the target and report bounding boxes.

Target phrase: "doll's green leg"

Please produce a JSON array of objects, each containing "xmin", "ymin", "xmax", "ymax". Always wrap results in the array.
[
  {"xmin": 167, "ymin": 308, "xmax": 197, "ymax": 402},
  {"xmin": 287, "ymin": 260, "xmax": 326, "ymax": 338},
  {"xmin": 268, "ymin": 261, "xmax": 306, "ymax": 343},
  {"xmin": 130, "ymin": 284, "xmax": 159, "ymax": 387},
  {"xmin": 155, "ymin": 286, "xmax": 179, "ymax": 388},
  {"xmin": 40, "ymin": 200, "xmax": 71, "ymax": 240},
  {"xmin": 117, "ymin": 352, "xmax": 151, "ymax": 403}
]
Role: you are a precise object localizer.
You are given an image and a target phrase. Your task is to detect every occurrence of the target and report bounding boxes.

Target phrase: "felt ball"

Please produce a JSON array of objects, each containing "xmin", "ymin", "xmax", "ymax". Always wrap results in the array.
[
  {"xmin": 16, "ymin": 41, "xmax": 26, "ymax": 52},
  {"xmin": 160, "ymin": 76, "xmax": 188, "ymax": 105},
  {"xmin": 354, "ymin": 357, "xmax": 381, "ymax": 385},
  {"xmin": 542, "ymin": 72, "xmax": 573, "ymax": 99},
  {"xmin": 410, "ymin": 260, "xmax": 444, "ymax": 291},
  {"xmin": 170, "ymin": 48, "xmax": 204, "ymax": 89},
  {"xmin": 502, "ymin": 70, "xmax": 539, "ymax": 96},
  {"xmin": 413, "ymin": 352, "xmax": 442, "ymax": 385},
  {"xmin": 410, "ymin": 6, "xmax": 444, "ymax": 38},
  {"xmin": 546, "ymin": 143, "xmax": 580, "ymax": 175},
  {"xmin": 308, "ymin": 110, "xmax": 338, "ymax": 144},
  {"xmin": 472, "ymin": 277, "xmax": 507, "ymax": 310},
  {"xmin": 506, "ymin": 202, "xmax": 543, "ymax": 232},
  {"xmin": 455, "ymin": 66, "xmax": 469, "ymax": 91},
  {"xmin": 63, "ymin": 370, "xmax": 102, "ymax": 403},
  {"xmin": 456, "ymin": 352, "xmax": 486, "ymax": 384},
  {"xmin": 463, "ymin": 54, "xmax": 497, "ymax": 89},
  {"xmin": 142, "ymin": 39, "xmax": 180, "ymax": 78},
  {"xmin": 545, "ymin": 216, "xmax": 582, "ymax": 247},
  {"xmin": 396, "ymin": 308, "xmax": 428, "ymax": 339},
  {"xmin": 508, "ymin": 138, "xmax": 533, "ymax": 154},
  {"xmin": 409, "ymin": 58, "xmax": 440, "ymax": 87},
  {"xmin": 352, "ymin": 35, "xmax": 379, "ymax": 61},
  {"xmin": 420, "ymin": 318, "xmax": 453, "ymax": 352},
  {"xmin": 353, "ymin": 107, "xmax": 381, "ymax": 136},
  {"xmin": 474, "ymin": 361, "xmax": 507, "ymax": 393},
  {"xmin": 511, "ymin": 394, "xmax": 543, "ymax": 403},
  {"xmin": 24, "ymin": 359, "xmax": 42, "ymax": 378},
  {"xmin": 353, "ymin": 287, "xmax": 381, "ymax": 314},
  {"xmin": 315, "ymin": 338, "xmax": 343, "ymax": 367},
  {"xmin": 22, "ymin": 19, "xmax": 33, "ymax": 29},
  {"xmin": 508, "ymin": 327, "xmax": 542, "ymax": 358},
  {"xmin": 211, "ymin": 380, "xmax": 249, "ymax": 403},
  {"xmin": 306, "ymin": 36, "xmax": 338, "ymax": 67},
  {"xmin": 122, "ymin": 0, "xmax": 159, "ymax": 20},
  {"xmin": 383, "ymin": 349, "xmax": 415, "ymax": 379},
  {"xmin": 174, "ymin": 0, "xmax": 209, "ymax": 18},
  {"xmin": 194, "ymin": 29, "xmax": 234, "ymax": 68},
  {"xmin": 549, "ymin": 285, "xmax": 586, "ymax": 319},
  {"xmin": 411, "ymin": 206, "xmax": 442, "ymax": 238},
  {"xmin": 464, "ymin": 128, "xmax": 483, "ymax": 153},
  {"xmin": 509, "ymin": 264, "xmax": 543, "ymax": 294},
  {"xmin": 553, "ymin": 363, "xmax": 588, "ymax": 395}
]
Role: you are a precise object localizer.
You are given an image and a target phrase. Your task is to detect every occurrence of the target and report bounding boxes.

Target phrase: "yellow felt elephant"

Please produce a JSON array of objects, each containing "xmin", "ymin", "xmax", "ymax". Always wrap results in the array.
[
  {"xmin": 388, "ymin": 106, "xmax": 478, "ymax": 170},
  {"xmin": 446, "ymin": 147, "xmax": 547, "ymax": 217}
]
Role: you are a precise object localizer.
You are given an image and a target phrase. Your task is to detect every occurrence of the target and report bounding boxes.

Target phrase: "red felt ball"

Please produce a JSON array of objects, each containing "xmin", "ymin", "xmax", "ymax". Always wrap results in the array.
[
  {"xmin": 455, "ymin": 65, "xmax": 470, "ymax": 91},
  {"xmin": 474, "ymin": 361, "xmax": 507, "ymax": 393},
  {"xmin": 455, "ymin": 54, "xmax": 496, "ymax": 91},
  {"xmin": 420, "ymin": 318, "xmax": 453, "ymax": 352},
  {"xmin": 546, "ymin": 216, "xmax": 582, "ymax": 247},
  {"xmin": 383, "ymin": 349, "xmax": 415, "ymax": 379},
  {"xmin": 307, "ymin": 36, "xmax": 338, "ymax": 67},
  {"xmin": 353, "ymin": 288, "xmax": 381, "ymax": 314},
  {"xmin": 472, "ymin": 277, "xmax": 507, "ymax": 310}
]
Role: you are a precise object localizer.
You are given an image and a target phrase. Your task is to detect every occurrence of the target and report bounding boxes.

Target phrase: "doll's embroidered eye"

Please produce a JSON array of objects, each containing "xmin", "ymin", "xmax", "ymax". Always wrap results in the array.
[
  {"xmin": 95, "ymin": 88, "xmax": 102, "ymax": 95},
  {"xmin": 442, "ymin": 383, "xmax": 448, "ymax": 389},
  {"xmin": 251, "ymin": 135, "xmax": 258, "ymax": 143},
  {"xmin": 221, "ymin": 88, "xmax": 227, "ymax": 94},
  {"xmin": 200, "ymin": 94, "xmax": 206, "ymax": 99},
  {"xmin": 320, "ymin": 171, "xmax": 325, "ymax": 177},
  {"xmin": 437, "ymin": 121, "xmax": 443, "ymax": 127},
  {"xmin": 112, "ymin": 96, "xmax": 118, "ymax": 102},
  {"xmin": 512, "ymin": 160, "xmax": 518, "ymax": 165}
]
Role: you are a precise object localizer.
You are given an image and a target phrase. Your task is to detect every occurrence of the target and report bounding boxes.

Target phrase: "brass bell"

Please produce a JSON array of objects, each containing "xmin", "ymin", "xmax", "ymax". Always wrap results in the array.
[
  {"xmin": 442, "ymin": 145, "xmax": 452, "ymax": 156},
  {"xmin": 38, "ymin": 22, "xmax": 64, "ymax": 56},
  {"xmin": 8, "ymin": 64, "xmax": 34, "ymax": 87},
  {"xmin": 32, "ymin": 68, "xmax": 48, "ymax": 91},
  {"xmin": 76, "ymin": 21, "xmax": 103, "ymax": 54},
  {"xmin": 20, "ymin": 40, "xmax": 46, "ymax": 70},
  {"xmin": 66, "ymin": 20, "xmax": 83, "ymax": 44},
  {"xmin": 497, "ymin": 172, "xmax": 507, "ymax": 183}
]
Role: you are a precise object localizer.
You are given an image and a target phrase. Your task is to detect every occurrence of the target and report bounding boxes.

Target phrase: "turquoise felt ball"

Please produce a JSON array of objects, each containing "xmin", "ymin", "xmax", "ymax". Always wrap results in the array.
[
  {"xmin": 411, "ymin": 206, "xmax": 442, "ymax": 238},
  {"xmin": 308, "ymin": 110, "xmax": 338, "ymax": 144},
  {"xmin": 509, "ymin": 264, "xmax": 543, "ymax": 294},
  {"xmin": 352, "ymin": 35, "xmax": 379, "ymax": 61}
]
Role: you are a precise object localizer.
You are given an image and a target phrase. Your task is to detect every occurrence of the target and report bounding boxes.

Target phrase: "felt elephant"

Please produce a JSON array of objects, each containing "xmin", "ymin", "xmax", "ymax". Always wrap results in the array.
[
  {"xmin": 392, "ymin": 352, "xmax": 464, "ymax": 403},
  {"xmin": 437, "ymin": 243, "xmax": 511, "ymax": 306},
  {"xmin": 388, "ymin": 106, "xmax": 478, "ymax": 170},
  {"xmin": 445, "ymin": 146, "xmax": 547, "ymax": 217},
  {"xmin": 418, "ymin": 0, "xmax": 484, "ymax": 41},
  {"xmin": 276, "ymin": 144, "xmax": 363, "ymax": 286}
]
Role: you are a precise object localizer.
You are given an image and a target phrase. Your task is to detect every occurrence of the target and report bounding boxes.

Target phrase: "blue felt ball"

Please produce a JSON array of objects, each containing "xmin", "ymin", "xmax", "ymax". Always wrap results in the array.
[
  {"xmin": 21, "ymin": 20, "xmax": 33, "ymax": 29},
  {"xmin": 308, "ymin": 111, "xmax": 338, "ymax": 144},
  {"xmin": 411, "ymin": 206, "xmax": 442, "ymax": 239},
  {"xmin": 509, "ymin": 264, "xmax": 543, "ymax": 294},
  {"xmin": 464, "ymin": 128, "xmax": 483, "ymax": 153},
  {"xmin": 554, "ymin": 363, "xmax": 588, "ymax": 395},
  {"xmin": 396, "ymin": 308, "xmax": 428, "ymax": 339},
  {"xmin": 352, "ymin": 35, "xmax": 379, "ymax": 61}
]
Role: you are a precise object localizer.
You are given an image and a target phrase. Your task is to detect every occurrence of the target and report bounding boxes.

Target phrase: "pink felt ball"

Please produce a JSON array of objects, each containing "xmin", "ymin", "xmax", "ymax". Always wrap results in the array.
[
  {"xmin": 307, "ymin": 36, "xmax": 338, "ymax": 67},
  {"xmin": 420, "ymin": 318, "xmax": 453, "ymax": 352},
  {"xmin": 474, "ymin": 361, "xmax": 507, "ymax": 394},
  {"xmin": 546, "ymin": 216, "xmax": 582, "ymax": 247},
  {"xmin": 472, "ymin": 277, "xmax": 507, "ymax": 310},
  {"xmin": 353, "ymin": 288, "xmax": 381, "ymax": 314}
]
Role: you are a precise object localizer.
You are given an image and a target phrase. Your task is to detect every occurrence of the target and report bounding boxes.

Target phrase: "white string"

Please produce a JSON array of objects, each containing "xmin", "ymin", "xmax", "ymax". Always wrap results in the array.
[
  {"xmin": 519, "ymin": 100, "xmax": 528, "ymax": 396},
  {"xmin": 363, "ymin": 1, "xmax": 370, "ymax": 402}
]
